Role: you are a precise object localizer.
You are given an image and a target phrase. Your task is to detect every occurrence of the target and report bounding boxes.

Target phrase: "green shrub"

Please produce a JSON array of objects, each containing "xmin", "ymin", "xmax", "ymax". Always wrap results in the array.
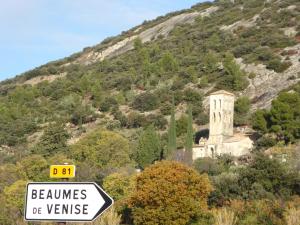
[
  {"xmin": 160, "ymin": 102, "xmax": 172, "ymax": 115},
  {"xmin": 183, "ymin": 88, "xmax": 203, "ymax": 104},
  {"xmin": 132, "ymin": 92, "xmax": 159, "ymax": 112},
  {"xmin": 99, "ymin": 97, "xmax": 118, "ymax": 112},
  {"xmin": 126, "ymin": 112, "xmax": 147, "ymax": 128},
  {"xmin": 145, "ymin": 114, "xmax": 168, "ymax": 130},
  {"xmin": 266, "ymin": 60, "xmax": 292, "ymax": 73},
  {"xmin": 234, "ymin": 96, "xmax": 251, "ymax": 126}
]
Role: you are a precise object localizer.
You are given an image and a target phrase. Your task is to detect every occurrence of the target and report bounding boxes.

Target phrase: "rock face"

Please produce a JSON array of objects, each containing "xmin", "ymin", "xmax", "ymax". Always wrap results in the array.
[
  {"xmin": 220, "ymin": 14, "xmax": 259, "ymax": 32},
  {"xmin": 74, "ymin": 7, "xmax": 219, "ymax": 65},
  {"xmin": 78, "ymin": 1, "xmax": 295, "ymax": 112},
  {"xmin": 237, "ymin": 44, "xmax": 300, "ymax": 110}
]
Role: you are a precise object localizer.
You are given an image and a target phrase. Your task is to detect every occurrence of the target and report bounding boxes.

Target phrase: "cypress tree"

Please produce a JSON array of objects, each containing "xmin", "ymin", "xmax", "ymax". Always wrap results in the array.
[
  {"xmin": 167, "ymin": 96, "xmax": 177, "ymax": 158},
  {"xmin": 184, "ymin": 104, "xmax": 194, "ymax": 166},
  {"xmin": 136, "ymin": 125, "xmax": 161, "ymax": 169}
]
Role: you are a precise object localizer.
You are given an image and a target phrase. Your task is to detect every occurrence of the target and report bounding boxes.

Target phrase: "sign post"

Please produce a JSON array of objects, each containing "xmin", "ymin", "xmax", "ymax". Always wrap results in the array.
[
  {"xmin": 50, "ymin": 163, "xmax": 76, "ymax": 224},
  {"xmin": 24, "ymin": 182, "xmax": 113, "ymax": 222}
]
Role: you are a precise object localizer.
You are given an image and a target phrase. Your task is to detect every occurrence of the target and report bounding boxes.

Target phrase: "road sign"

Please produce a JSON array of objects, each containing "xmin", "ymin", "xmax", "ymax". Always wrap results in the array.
[
  {"xmin": 24, "ymin": 182, "xmax": 113, "ymax": 222},
  {"xmin": 50, "ymin": 165, "xmax": 76, "ymax": 178}
]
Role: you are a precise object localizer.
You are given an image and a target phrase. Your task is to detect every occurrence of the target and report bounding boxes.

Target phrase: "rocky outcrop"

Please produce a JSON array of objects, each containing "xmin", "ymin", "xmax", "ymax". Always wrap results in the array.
[
  {"xmin": 237, "ymin": 44, "xmax": 300, "ymax": 110},
  {"xmin": 74, "ymin": 7, "xmax": 219, "ymax": 65},
  {"xmin": 220, "ymin": 14, "xmax": 259, "ymax": 32},
  {"xmin": 20, "ymin": 72, "xmax": 67, "ymax": 86}
]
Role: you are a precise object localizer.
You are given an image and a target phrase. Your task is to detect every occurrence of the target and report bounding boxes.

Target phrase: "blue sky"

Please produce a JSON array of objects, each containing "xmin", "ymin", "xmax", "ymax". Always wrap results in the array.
[{"xmin": 0, "ymin": 0, "xmax": 207, "ymax": 81}]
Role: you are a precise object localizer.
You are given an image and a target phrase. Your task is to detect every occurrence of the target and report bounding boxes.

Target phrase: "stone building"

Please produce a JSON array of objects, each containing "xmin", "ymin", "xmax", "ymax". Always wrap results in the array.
[{"xmin": 192, "ymin": 90, "xmax": 253, "ymax": 160}]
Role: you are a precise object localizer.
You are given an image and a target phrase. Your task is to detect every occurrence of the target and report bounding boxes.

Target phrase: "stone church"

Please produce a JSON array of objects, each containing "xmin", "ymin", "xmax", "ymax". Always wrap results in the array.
[{"xmin": 192, "ymin": 90, "xmax": 253, "ymax": 160}]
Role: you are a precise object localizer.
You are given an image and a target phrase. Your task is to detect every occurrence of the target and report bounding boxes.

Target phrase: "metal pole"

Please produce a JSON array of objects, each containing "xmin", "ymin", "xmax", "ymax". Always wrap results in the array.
[
  {"xmin": 57, "ymin": 163, "xmax": 69, "ymax": 225},
  {"xmin": 57, "ymin": 222, "xmax": 66, "ymax": 225}
]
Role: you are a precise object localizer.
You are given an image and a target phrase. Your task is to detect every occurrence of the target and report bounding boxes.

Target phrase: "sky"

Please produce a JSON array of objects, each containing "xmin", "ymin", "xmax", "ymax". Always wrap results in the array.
[{"xmin": 0, "ymin": 0, "xmax": 207, "ymax": 81}]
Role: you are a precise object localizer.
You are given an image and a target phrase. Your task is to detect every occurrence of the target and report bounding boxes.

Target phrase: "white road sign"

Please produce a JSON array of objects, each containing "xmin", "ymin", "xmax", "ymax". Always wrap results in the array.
[{"xmin": 24, "ymin": 182, "xmax": 113, "ymax": 222}]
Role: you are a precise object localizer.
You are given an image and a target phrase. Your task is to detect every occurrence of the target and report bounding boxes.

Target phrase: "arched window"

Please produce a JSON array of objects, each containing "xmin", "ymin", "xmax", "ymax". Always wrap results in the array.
[
  {"xmin": 214, "ymin": 100, "xmax": 216, "ymax": 109},
  {"xmin": 213, "ymin": 113, "xmax": 216, "ymax": 122},
  {"xmin": 211, "ymin": 147, "xmax": 215, "ymax": 158},
  {"xmin": 219, "ymin": 99, "xmax": 222, "ymax": 108},
  {"xmin": 219, "ymin": 112, "xmax": 222, "ymax": 122}
]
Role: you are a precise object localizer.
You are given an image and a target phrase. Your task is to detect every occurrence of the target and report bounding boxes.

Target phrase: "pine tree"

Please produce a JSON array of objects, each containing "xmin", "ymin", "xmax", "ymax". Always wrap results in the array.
[
  {"xmin": 136, "ymin": 125, "xmax": 161, "ymax": 169},
  {"xmin": 184, "ymin": 104, "xmax": 194, "ymax": 166},
  {"xmin": 167, "ymin": 96, "xmax": 177, "ymax": 158}
]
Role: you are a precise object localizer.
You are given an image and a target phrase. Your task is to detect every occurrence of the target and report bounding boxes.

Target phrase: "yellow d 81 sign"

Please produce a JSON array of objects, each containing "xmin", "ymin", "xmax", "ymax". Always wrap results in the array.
[{"xmin": 50, "ymin": 165, "xmax": 75, "ymax": 178}]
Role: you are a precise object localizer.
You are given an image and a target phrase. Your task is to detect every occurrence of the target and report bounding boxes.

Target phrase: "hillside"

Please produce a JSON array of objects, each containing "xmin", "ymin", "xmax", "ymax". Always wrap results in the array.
[
  {"xmin": 1, "ymin": 0, "xmax": 300, "ymax": 224},
  {"xmin": 0, "ymin": 0, "xmax": 299, "ymax": 149}
]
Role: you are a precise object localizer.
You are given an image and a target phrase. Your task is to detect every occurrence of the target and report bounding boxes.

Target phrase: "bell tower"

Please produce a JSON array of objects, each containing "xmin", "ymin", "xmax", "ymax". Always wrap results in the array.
[{"xmin": 208, "ymin": 90, "xmax": 234, "ymax": 156}]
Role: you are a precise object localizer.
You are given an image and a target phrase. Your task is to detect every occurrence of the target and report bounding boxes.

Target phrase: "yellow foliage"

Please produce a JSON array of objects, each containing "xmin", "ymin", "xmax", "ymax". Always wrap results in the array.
[
  {"xmin": 129, "ymin": 161, "xmax": 213, "ymax": 225},
  {"xmin": 285, "ymin": 207, "xmax": 300, "ymax": 225},
  {"xmin": 3, "ymin": 180, "xmax": 27, "ymax": 214},
  {"xmin": 103, "ymin": 171, "xmax": 137, "ymax": 211}
]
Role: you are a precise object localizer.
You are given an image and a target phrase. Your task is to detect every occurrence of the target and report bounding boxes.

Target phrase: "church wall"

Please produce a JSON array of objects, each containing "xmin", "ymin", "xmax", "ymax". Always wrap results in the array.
[
  {"xmin": 192, "ymin": 146, "xmax": 206, "ymax": 160},
  {"xmin": 222, "ymin": 137, "xmax": 253, "ymax": 157}
]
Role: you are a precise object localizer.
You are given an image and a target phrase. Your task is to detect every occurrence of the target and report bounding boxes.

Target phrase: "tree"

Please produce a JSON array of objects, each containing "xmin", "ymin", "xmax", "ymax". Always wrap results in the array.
[
  {"xmin": 3, "ymin": 180, "xmax": 27, "ymax": 216},
  {"xmin": 251, "ymin": 91, "xmax": 300, "ymax": 142},
  {"xmin": 103, "ymin": 172, "xmax": 136, "ymax": 202},
  {"xmin": 237, "ymin": 154, "xmax": 299, "ymax": 200},
  {"xmin": 194, "ymin": 157, "xmax": 222, "ymax": 176},
  {"xmin": 167, "ymin": 96, "xmax": 177, "ymax": 158},
  {"xmin": 252, "ymin": 109, "xmax": 268, "ymax": 133},
  {"xmin": 129, "ymin": 161, "xmax": 212, "ymax": 225},
  {"xmin": 103, "ymin": 171, "xmax": 136, "ymax": 219},
  {"xmin": 234, "ymin": 96, "xmax": 251, "ymax": 126},
  {"xmin": 0, "ymin": 164, "xmax": 26, "ymax": 192},
  {"xmin": 134, "ymin": 38, "xmax": 143, "ymax": 51},
  {"xmin": 269, "ymin": 92, "xmax": 300, "ymax": 142},
  {"xmin": 32, "ymin": 122, "xmax": 69, "ymax": 157},
  {"xmin": 131, "ymin": 92, "xmax": 159, "ymax": 112},
  {"xmin": 217, "ymin": 53, "xmax": 249, "ymax": 91},
  {"xmin": 176, "ymin": 115, "xmax": 188, "ymax": 137},
  {"xmin": 71, "ymin": 130, "xmax": 132, "ymax": 169},
  {"xmin": 136, "ymin": 125, "xmax": 162, "ymax": 169},
  {"xmin": 159, "ymin": 52, "xmax": 178, "ymax": 72},
  {"xmin": 17, "ymin": 155, "xmax": 48, "ymax": 181},
  {"xmin": 184, "ymin": 105, "xmax": 194, "ymax": 166}
]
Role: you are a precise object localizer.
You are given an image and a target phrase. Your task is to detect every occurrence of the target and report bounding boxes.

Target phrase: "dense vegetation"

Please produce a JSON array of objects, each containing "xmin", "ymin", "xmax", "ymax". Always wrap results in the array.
[{"xmin": 0, "ymin": 0, "xmax": 300, "ymax": 224}]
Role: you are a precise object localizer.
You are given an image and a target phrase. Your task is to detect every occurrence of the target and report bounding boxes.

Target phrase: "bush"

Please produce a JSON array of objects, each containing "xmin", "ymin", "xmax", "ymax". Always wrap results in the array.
[
  {"xmin": 234, "ymin": 96, "xmax": 251, "ymax": 126},
  {"xmin": 99, "ymin": 97, "xmax": 118, "ymax": 112},
  {"xmin": 145, "ymin": 114, "xmax": 168, "ymax": 130},
  {"xmin": 160, "ymin": 102, "xmax": 172, "ymax": 115},
  {"xmin": 126, "ymin": 112, "xmax": 147, "ymax": 128},
  {"xmin": 217, "ymin": 54, "xmax": 249, "ymax": 91},
  {"xmin": 132, "ymin": 92, "xmax": 159, "ymax": 112},
  {"xmin": 31, "ymin": 123, "xmax": 69, "ymax": 157},
  {"xmin": 71, "ymin": 130, "xmax": 132, "ymax": 169},
  {"xmin": 194, "ymin": 158, "xmax": 222, "ymax": 176},
  {"xmin": 183, "ymin": 88, "xmax": 203, "ymax": 104},
  {"xmin": 267, "ymin": 59, "xmax": 292, "ymax": 73},
  {"xmin": 233, "ymin": 43, "xmax": 258, "ymax": 58},
  {"xmin": 129, "ymin": 161, "xmax": 212, "ymax": 225}
]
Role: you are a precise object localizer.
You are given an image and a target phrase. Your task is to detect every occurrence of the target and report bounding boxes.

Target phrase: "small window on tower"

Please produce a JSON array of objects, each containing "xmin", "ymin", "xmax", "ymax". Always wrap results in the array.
[
  {"xmin": 219, "ymin": 99, "xmax": 221, "ymax": 108},
  {"xmin": 219, "ymin": 112, "xmax": 221, "ymax": 122},
  {"xmin": 214, "ymin": 100, "xmax": 216, "ymax": 109},
  {"xmin": 213, "ymin": 113, "xmax": 216, "ymax": 122}
]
